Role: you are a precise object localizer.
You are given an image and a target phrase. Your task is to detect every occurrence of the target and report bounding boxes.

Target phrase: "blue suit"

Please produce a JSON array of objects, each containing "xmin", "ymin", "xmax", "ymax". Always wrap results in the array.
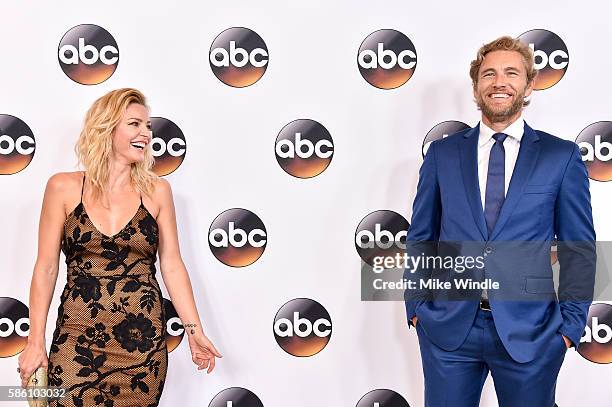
[{"xmin": 404, "ymin": 123, "xmax": 596, "ymax": 406}]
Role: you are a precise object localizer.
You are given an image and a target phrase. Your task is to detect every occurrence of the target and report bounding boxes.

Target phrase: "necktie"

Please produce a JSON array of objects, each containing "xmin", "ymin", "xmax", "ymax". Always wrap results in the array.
[{"xmin": 484, "ymin": 133, "xmax": 508, "ymax": 238}]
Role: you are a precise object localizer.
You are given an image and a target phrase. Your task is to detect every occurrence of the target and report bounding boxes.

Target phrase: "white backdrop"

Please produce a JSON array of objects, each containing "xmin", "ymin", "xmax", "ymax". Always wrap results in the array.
[{"xmin": 1, "ymin": 0, "xmax": 611, "ymax": 405}]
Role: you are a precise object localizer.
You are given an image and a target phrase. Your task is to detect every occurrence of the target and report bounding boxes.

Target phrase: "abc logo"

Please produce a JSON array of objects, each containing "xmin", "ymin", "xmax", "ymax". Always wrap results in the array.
[
  {"xmin": 150, "ymin": 117, "xmax": 186, "ymax": 176},
  {"xmin": 578, "ymin": 303, "xmax": 612, "ymax": 364},
  {"xmin": 209, "ymin": 208, "xmax": 267, "ymax": 267},
  {"xmin": 163, "ymin": 298, "xmax": 184, "ymax": 353},
  {"xmin": 576, "ymin": 121, "xmax": 612, "ymax": 182},
  {"xmin": 357, "ymin": 29, "xmax": 417, "ymax": 89},
  {"xmin": 517, "ymin": 29, "xmax": 568, "ymax": 90},
  {"xmin": 356, "ymin": 389, "xmax": 411, "ymax": 407},
  {"xmin": 355, "ymin": 210, "xmax": 409, "ymax": 267},
  {"xmin": 209, "ymin": 27, "xmax": 268, "ymax": 88},
  {"xmin": 209, "ymin": 387, "xmax": 264, "ymax": 407},
  {"xmin": 0, "ymin": 114, "xmax": 36, "ymax": 175},
  {"xmin": 0, "ymin": 297, "xmax": 29, "ymax": 358},
  {"xmin": 58, "ymin": 24, "xmax": 119, "ymax": 85},
  {"xmin": 273, "ymin": 298, "xmax": 332, "ymax": 357},
  {"xmin": 422, "ymin": 121, "xmax": 470, "ymax": 157},
  {"xmin": 275, "ymin": 119, "xmax": 334, "ymax": 178}
]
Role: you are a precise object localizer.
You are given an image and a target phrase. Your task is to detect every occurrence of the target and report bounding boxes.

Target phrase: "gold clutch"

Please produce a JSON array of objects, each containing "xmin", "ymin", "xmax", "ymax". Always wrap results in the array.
[{"xmin": 26, "ymin": 367, "xmax": 48, "ymax": 407}]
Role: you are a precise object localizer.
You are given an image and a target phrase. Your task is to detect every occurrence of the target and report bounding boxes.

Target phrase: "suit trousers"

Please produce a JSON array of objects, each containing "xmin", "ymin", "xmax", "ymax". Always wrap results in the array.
[{"xmin": 415, "ymin": 308, "xmax": 568, "ymax": 407}]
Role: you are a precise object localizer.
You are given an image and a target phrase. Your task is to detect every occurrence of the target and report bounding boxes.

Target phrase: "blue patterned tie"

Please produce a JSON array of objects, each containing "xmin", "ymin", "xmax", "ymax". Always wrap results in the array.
[{"xmin": 484, "ymin": 133, "xmax": 508, "ymax": 238}]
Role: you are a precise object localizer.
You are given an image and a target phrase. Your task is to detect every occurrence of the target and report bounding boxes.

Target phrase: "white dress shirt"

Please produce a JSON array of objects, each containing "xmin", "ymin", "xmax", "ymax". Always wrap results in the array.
[
  {"xmin": 478, "ymin": 116, "xmax": 524, "ymax": 300},
  {"xmin": 477, "ymin": 116, "xmax": 525, "ymax": 210}
]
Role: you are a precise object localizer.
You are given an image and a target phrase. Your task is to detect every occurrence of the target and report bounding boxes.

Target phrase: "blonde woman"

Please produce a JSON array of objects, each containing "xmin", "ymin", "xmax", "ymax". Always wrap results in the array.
[{"xmin": 17, "ymin": 88, "xmax": 221, "ymax": 406}]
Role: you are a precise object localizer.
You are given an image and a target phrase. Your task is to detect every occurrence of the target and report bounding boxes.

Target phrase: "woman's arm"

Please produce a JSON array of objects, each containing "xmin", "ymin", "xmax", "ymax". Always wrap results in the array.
[
  {"xmin": 18, "ymin": 173, "xmax": 67, "ymax": 387},
  {"xmin": 156, "ymin": 178, "xmax": 221, "ymax": 372}
]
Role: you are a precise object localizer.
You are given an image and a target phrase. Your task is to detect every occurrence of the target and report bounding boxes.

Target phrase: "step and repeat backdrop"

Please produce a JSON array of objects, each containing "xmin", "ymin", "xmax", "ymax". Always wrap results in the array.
[{"xmin": 1, "ymin": 1, "xmax": 611, "ymax": 406}]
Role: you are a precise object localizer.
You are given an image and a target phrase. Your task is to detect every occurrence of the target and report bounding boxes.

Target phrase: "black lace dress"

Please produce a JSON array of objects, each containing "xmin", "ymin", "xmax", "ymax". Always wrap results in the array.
[{"xmin": 48, "ymin": 173, "xmax": 167, "ymax": 407}]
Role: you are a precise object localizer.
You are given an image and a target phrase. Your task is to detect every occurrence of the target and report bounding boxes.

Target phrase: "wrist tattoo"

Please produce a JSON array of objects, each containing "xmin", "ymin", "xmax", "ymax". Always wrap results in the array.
[{"xmin": 184, "ymin": 323, "xmax": 198, "ymax": 335}]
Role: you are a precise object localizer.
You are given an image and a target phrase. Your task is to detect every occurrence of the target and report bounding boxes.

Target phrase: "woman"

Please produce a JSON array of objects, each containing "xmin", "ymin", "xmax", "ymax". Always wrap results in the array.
[{"xmin": 17, "ymin": 88, "xmax": 221, "ymax": 406}]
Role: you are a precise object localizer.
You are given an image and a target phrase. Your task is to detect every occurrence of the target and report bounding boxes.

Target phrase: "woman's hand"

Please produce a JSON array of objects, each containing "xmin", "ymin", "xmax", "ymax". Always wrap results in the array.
[
  {"xmin": 17, "ymin": 342, "xmax": 48, "ymax": 388},
  {"xmin": 187, "ymin": 332, "xmax": 222, "ymax": 373}
]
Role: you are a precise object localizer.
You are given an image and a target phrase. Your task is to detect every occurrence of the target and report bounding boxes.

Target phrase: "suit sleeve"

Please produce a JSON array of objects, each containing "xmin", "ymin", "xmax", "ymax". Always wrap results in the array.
[
  {"xmin": 554, "ymin": 142, "xmax": 597, "ymax": 348},
  {"xmin": 404, "ymin": 140, "xmax": 441, "ymax": 329}
]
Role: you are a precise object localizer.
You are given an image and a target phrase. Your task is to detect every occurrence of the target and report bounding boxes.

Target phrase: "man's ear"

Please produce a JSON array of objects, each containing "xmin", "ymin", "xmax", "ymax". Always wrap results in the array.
[{"xmin": 524, "ymin": 76, "xmax": 536, "ymax": 98}]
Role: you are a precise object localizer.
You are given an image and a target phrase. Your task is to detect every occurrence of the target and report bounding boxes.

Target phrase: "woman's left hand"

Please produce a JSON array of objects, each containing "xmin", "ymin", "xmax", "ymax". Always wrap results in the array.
[{"xmin": 187, "ymin": 332, "xmax": 222, "ymax": 373}]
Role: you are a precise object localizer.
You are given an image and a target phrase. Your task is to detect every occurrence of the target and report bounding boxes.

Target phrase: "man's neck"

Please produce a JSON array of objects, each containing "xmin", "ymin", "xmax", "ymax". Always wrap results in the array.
[{"xmin": 481, "ymin": 111, "xmax": 522, "ymax": 133}]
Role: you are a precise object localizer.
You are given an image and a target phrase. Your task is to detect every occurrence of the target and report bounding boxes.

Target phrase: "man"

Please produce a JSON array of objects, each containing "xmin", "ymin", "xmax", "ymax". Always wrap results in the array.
[{"xmin": 403, "ymin": 36, "xmax": 596, "ymax": 406}]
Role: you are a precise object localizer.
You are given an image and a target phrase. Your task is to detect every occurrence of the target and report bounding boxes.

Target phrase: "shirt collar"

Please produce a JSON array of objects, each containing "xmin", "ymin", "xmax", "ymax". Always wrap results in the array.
[{"xmin": 478, "ymin": 115, "xmax": 525, "ymax": 147}]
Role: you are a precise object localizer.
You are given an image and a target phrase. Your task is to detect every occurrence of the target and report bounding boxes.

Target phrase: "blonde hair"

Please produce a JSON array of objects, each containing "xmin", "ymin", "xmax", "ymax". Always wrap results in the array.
[
  {"xmin": 75, "ymin": 88, "xmax": 158, "ymax": 204},
  {"xmin": 469, "ymin": 36, "xmax": 538, "ymax": 106}
]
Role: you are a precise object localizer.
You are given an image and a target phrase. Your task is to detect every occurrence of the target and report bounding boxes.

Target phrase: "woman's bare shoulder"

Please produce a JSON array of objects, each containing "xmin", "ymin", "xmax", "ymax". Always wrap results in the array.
[
  {"xmin": 150, "ymin": 177, "xmax": 174, "ymax": 209},
  {"xmin": 143, "ymin": 177, "xmax": 170, "ymax": 218},
  {"xmin": 47, "ymin": 171, "xmax": 84, "ymax": 191},
  {"xmin": 152, "ymin": 177, "xmax": 171, "ymax": 194},
  {"xmin": 46, "ymin": 171, "xmax": 84, "ymax": 214}
]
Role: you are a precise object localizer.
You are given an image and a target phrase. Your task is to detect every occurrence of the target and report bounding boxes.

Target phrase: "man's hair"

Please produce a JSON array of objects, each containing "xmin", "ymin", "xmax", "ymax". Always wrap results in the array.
[{"xmin": 469, "ymin": 36, "xmax": 538, "ymax": 93}]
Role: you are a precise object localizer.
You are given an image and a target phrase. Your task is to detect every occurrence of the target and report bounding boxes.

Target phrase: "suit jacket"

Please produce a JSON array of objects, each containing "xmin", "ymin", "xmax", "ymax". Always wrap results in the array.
[{"xmin": 404, "ymin": 122, "xmax": 596, "ymax": 363}]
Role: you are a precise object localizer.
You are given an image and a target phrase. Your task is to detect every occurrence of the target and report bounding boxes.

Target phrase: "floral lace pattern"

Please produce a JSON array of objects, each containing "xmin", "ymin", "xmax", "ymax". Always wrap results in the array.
[{"xmin": 48, "ymin": 196, "xmax": 167, "ymax": 407}]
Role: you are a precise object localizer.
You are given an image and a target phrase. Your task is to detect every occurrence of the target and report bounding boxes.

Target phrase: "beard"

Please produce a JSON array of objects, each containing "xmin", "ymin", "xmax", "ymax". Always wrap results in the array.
[{"xmin": 475, "ymin": 86, "xmax": 526, "ymax": 123}]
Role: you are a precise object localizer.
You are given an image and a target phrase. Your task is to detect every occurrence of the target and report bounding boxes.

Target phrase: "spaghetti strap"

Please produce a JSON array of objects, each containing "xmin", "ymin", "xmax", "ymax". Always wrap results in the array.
[{"xmin": 80, "ymin": 172, "xmax": 85, "ymax": 203}]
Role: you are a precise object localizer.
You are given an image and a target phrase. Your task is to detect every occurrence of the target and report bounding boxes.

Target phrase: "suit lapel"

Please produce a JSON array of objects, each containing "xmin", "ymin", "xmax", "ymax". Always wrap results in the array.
[
  {"xmin": 489, "ymin": 122, "xmax": 541, "ymax": 240},
  {"xmin": 459, "ymin": 125, "xmax": 488, "ymax": 240}
]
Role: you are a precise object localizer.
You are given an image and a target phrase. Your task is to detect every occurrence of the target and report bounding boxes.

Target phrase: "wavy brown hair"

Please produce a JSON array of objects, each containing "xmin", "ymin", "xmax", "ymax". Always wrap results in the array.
[
  {"xmin": 469, "ymin": 36, "xmax": 538, "ymax": 106},
  {"xmin": 75, "ymin": 88, "xmax": 158, "ymax": 204}
]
